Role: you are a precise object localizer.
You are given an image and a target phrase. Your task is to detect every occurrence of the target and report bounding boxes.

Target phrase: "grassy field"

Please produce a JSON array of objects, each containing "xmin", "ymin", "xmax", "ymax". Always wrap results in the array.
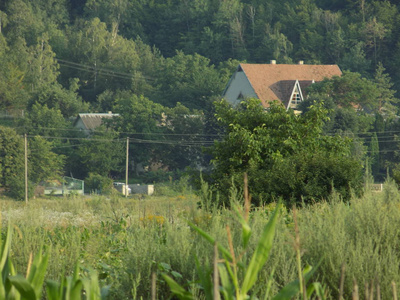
[{"xmin": 1, "ymin": 181, "xmax": 400, "ymax": 299}]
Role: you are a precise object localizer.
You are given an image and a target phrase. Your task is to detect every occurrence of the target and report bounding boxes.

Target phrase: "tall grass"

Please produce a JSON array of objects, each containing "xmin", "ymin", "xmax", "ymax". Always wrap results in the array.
[
  {"xmin": 299, "ymin": 182, "xmax": 400, "ymax": 299},
  {"xmin": 1, "ymin": 181, "xmax": 400, "ymax": 298}
]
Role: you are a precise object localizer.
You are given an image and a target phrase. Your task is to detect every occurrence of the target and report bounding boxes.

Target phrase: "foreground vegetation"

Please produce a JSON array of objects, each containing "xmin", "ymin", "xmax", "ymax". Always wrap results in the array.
[{"xmin": 0, "ymin": 181, "xmax": 399, "ymax": 299}]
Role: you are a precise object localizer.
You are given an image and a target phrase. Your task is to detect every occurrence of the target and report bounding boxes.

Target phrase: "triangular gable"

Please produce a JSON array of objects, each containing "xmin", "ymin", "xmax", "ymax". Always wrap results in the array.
[
  {"xmin": 287, "ymin": 80, "xmax": 304, "ymax": 110},
  {"xmin": 270, "ymin": 80, "xmax": 296, "ymax": 108},
  {"xmin": 222, "ymin": 66, "xmax": 259, "ymax": 105}
]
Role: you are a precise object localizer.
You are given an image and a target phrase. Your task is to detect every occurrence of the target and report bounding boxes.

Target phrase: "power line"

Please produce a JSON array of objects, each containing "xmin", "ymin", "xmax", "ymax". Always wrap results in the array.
[
  {"xmin": 18, "ymin": 124, "xmax": 400, "ymax": 139},
  {"xmin": 15, "ymin": 126, "xmax": 222, "ymax": 137},
  {"xmin": 21, "ymin": 128, "xmax": 400, "ymax": 147},
  {"xmin": 27, "ymin": 135, "xmax": 124, "ymax": 142},
  {"xmin": 56, "ymin": 58, "xmax": 156, "ymax": 82},
  {"xmin": 27, "ymin": 135, "xmax": 215, "ymax": 147},
  {"xmin": 58, "ymin": 62, "xmax": 136, "ymax": 81}
]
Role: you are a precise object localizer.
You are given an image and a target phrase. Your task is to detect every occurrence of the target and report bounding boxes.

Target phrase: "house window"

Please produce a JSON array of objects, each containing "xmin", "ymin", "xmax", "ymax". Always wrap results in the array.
[
  {"xmin": 237, "ymin": 92, "xmax": 245, "ymax": 101},
  {"xmin": 290, "ymin": 84, "xmax": 302, "ymax": 107},
  {"xmin": 291, "ymin": 91, "xmax": 301, "ymax": 105}
]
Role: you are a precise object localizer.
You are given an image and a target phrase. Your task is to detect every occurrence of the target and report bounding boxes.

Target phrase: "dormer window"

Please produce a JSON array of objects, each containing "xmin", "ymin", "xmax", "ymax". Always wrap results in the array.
[
  {"xmin": 237, "ymin": 92, "xmax": 245, "ymax": 101},
  {"xmin": 291, "ymin": 89, "xmax": 301, "ymax": 105},
  {"xmin": 288, "ymin": 80, "xmax": 304, "ymax": 109}
]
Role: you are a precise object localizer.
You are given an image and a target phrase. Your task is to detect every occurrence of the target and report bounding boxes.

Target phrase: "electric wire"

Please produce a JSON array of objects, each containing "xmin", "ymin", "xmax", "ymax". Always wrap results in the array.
[
  {"xmin": 58, "ymin": 62, "xmax": 137, "ymax": 81},
  {"xmin": 19, "ymin": 126, "xmax": 400, "ymax": 140},
  {"xmin": 23, "ymin": 132, "xmax": 400, "ymax": 153},
  {"xmin": 56, "ymin": 58, "xmax": 156, "ymax": 82},
  {"xmin": 20, "ymin": 128, "xmax": 400, "ymax": 146},
  {"xmin": 15, "ymin": 125, "xmax": 223, "ymax": 137},
  {"xmin": 26, "ymin": 135, "xmax": 216, "ymax": 147}
]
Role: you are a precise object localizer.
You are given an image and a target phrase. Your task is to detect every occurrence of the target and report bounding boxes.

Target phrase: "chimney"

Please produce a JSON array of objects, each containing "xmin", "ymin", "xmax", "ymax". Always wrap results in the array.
[
  {"xmin": 270, "ymin": 60, "xmax": 276, "ymax": 65},
  {"xmin": 298, "ymin": 60, "xmax": 304, "ymax": 65}
]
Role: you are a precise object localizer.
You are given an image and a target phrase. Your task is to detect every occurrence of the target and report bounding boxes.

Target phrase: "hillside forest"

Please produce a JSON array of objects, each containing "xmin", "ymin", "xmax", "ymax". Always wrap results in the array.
[{"xmin": 1, "ymin": 0, "xmax": 400, "ymax": 201}]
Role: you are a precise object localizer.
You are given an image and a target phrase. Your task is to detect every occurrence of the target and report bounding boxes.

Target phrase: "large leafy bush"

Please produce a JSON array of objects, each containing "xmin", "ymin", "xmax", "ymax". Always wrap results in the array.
[{"xmin": 210, "ymin": 99, "xmax": 363, "ymax": 205}]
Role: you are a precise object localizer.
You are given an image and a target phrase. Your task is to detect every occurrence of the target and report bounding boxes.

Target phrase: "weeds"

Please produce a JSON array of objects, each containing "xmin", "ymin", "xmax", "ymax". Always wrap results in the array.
[
  {"xmin": 0, "ymin": 223, "xmax": 109, "ymax": 299},
  {"xmin": 162, "ymin": 174, "xmax": 324, "ymax": 299},
  {"xmin": 1, "ymin": 180, "xmax": 400, "ymax": 298}
]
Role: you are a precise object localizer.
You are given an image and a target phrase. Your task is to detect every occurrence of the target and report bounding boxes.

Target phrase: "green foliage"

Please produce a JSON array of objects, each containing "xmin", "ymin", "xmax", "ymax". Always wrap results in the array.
[
  {"xmin": 25, "ymin": 34, "xmax": 59, "ymax": 90},
  {"xmin": 210, "ymin": 98, "xmax": 362, "ymax": 205},
  {"xmin": 0, "ymin": 126, "xmax": 65, "ymax": 199},
  {"xmin": 84, "ymin": 173, "xmax": 113, "ymax": 195},
  {"xmin": 18, "ymin": 103, "xmax": 67, "ymax": 137},
  {"xmin": 76, "ymin": 127, "xmax": 124, "ymax": 178},
  {"xmin": 1, "ymin": 187, "xmax": 400, "ymax": 298},
  {"xmin": 0, "ymin": 38, "xmax": 28, "ymax": 111},
  {"xmin": 161, "ymin": 103, "xmax": 205, "ymax": 170},
  {"xmin": 29, "ymin": 79, "xmax": 89, "ymax": 118},
  {"xmin": 163, "ymin": 201, "xmax": 326, "ymax": 299},
  {"xmin": 152, "ymin": 51, "xmax": 224, "ymax": 110},
  {"xmin": 0, "ymin": 223, "xmax": 109, "ymax": 299},
  {"xmin": 259, "ymin": 150, "xmax": 363, "ymax": 204},
  {"xmin": 373, "ymin": 62, "xmax": 398, "ymax": 116},
  {"xmin": 3, "ymin": 0, "xmax": 400, "ymax": 187},
  {"xmin": 46, "ymin": 263, "xmax": 84, "ymax": 300},
  {"xmin": 338, "ymin": 42, "xmax": 371, "ymax": 76},
  {"xmin": 0, "ymin": 126, "xmax": 24, "ymax": 196},
  {"xmin": 369, "ymin": 132, "xmax": 380, "ymax": 176},
  {"xmin": 110, "ymin": 94, "xmax": 206, "ymax": 174},
  {"xmin": 306, "ymin": 71, "xmax": 380, "ymax": 112},
  {"xmin": 111, "ymin": 93, "xmax": 165, "ymax": 172},
  {"xmin": 28, "ymin": 136, "xmax": 65, "ymax": 184}
]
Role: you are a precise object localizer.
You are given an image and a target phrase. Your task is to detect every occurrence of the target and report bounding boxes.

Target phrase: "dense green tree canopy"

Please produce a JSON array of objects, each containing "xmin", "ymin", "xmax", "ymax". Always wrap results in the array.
[
  {"xmin": 210, "ymin": 99, "xmax": 363, "ymax": 205},
  {"xmin": 76, "ymin": 126, "xmax": 124, "ymax": 178},
  {"xmin": 0, "ymin": 126, "xmax": 64, "ymax": 199},
  {"xmin": 2, "ymin": 0, "xmax": 400, "ymax": 198},
  {"xmin": 0, "ymin": 126, "xmax": 24, "ymax": 190}
]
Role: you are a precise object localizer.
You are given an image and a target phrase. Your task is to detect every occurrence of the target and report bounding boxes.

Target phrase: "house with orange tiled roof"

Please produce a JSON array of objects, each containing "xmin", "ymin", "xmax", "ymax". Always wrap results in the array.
[{"xmin": 222, "ymin": 60, "xmax": 342, "ymax": 111}]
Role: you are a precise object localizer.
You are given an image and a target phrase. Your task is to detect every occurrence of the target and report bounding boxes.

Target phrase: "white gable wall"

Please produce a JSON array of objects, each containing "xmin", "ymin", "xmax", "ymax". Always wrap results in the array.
[{"xmin": 223, "ymin": 71, "xmax": 257, "ymax": 106}]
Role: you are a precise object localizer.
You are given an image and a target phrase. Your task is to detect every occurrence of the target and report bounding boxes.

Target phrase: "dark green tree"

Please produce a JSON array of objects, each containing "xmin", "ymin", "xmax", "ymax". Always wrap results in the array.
[
  {"xmin": 29, "ymin": 79, "xmax": 89, "ymax": 118},
  {"xmin": 76, "ymin": 127, "xmax": 124, "ymax": 178},
  {"xmin": 152, "ymin": 51, "xmax": 223, "ymax": 109},
  {"xmin": 0, "ymin": 126, "xmax": 24, "ymax": 195},
  {"xmin": 110, "ymin": 94, "xmax": 165, "ymax": 174},
  {"xmin": 339, "ymin": 42, "xmax": 372, "ymax": 76},
  {"xmin": 306, "ymin": 71, "xmax": 380, "ymax": 112},
  {"xmin": 161, "ymin": 103, "xmax": 205, "ymax": 170},
  {"xmin": 18, "ymin": 103, "xmax": 68, "ymax": 137},
  {"xmin": 25, "ymin": 34, "xmax": 59, "ymax": 91},
  {"xmin": 210, "ymin": 98, "xmax": 363, "ymax": 205},
  {"xmin": 373, "ymin": 62, "xmax": 398, "ymax": 116},
  {"xmin": 369, "ymin": 132, "xmax": 380, "ymax": 177},
  {"xmin": 4, "ymin": 0, "xmax": 44, "ymax": 45},
  {"xmin": 0, "ymin": 126, "xmax": 64, "ymax": 199},
  {"xmin": 28, "ymin": 136, "xmax": 65, "ymax": 184}
]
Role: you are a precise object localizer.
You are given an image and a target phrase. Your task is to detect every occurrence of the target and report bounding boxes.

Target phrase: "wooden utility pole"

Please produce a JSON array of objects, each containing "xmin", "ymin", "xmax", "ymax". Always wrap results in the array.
[
  {"xmin": 125, "ymin": 137, "xmax": 129, "ymax": 198},
  {"xmin": 24, "ymin": 134, "xmax": 28, "ymax": 204}
]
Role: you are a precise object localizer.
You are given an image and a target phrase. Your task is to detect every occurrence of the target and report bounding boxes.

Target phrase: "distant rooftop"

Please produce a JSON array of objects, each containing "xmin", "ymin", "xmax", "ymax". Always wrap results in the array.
[{"xmin": 74, "ymin": 113, "xmax": 119, "ymax": 131}]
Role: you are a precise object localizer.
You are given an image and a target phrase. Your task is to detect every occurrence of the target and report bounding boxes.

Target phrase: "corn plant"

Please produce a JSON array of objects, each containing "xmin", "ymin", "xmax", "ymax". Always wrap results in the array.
[
  {"xmin": 0, "ymin": 223, "xmax": 109, "ymax": 300},
  {"xmin": 46, "ymin": 263, "xmax": 83, "ymax": 300},
  {"xmin": 0, "ymin": 225, "xmax": 18, "ymax": 300},
  {"xmin": 163, "ymin": 202, "xmax": 326, "ymax": 299},
  {"xmin": 7, "ymin": 247, "xmax": 49, "ymax": 300}
]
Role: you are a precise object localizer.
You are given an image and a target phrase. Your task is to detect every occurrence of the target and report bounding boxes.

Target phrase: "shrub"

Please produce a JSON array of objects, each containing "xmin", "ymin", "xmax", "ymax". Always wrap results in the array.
[{"xmin": 84, "ymin": 173, "xmax": 113, "ymax": 195}]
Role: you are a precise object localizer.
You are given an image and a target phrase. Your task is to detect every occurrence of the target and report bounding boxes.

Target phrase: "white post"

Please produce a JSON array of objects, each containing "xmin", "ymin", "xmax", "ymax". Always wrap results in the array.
[
  {"xmin": 125, "ymin": 137, "xmax": 129, "ymax": 198},
  {"xmin": 24, "ymin": 134, "xmax": 28, "ymax": 204}
]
